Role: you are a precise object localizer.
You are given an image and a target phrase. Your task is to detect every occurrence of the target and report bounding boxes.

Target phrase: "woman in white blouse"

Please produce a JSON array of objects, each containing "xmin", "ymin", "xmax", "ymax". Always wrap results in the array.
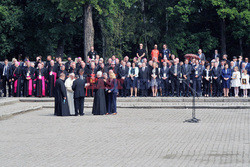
[
  {"xmin": 231, "ymin": 66, "xmax": 241, "ymax": 97},
  {"xmin": 65, "ymin": 73, "xmax": 75, "ymax": 115},
  {"xmin": 128, "ymin": 62, "xmax": 139, "ymax": 97}
]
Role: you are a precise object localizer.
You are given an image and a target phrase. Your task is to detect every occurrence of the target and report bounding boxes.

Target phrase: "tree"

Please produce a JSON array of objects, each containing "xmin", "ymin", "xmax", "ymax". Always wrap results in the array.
[{"xmin": 0, "ymin": 0, "xmax": 24, "ymax": 59}]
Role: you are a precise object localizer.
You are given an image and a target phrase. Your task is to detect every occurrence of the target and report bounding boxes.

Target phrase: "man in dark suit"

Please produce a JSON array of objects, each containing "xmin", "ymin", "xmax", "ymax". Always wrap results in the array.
[
  {"xmin": 139, "ymin": 62, "xmax": 149, "ymax": 97},
  {"xmin": 72, "ymin": 69, "xmax": 89, "ymax": 116},
  {"xmin": 212, "ymin": 62, "xmax": 222, "ymax": 97},
  {"xmin": 213, "ymin": 50, "xmax": 220, "ymax": 60},
  {"xmin": 65, "ymin": 56, "xmax": 73, "ymax": 73},
  {"xmin": 160, "ymin": 62, "xmax": 170, "ymax": 96},
  {"xmin": 118, "ymin": 61, "xmax": 129, "ymax": 97},
  {"xmin": 192, "ymin": 59, "xmax": 203, "ymax": 97},
  {"xmin": 181, "ymin": 59, "xmax": 192, "ymax": 97},
  {"xmin": 197, "ymin": 49, "xmax": 206, "ymax": 61},
  {"xmin": 170, "ymin": 59, "xmax": 181, "ymax": 97},
  {"xmin": 1, "ymin": 59, "xmax": 12, "ymax": 97}
]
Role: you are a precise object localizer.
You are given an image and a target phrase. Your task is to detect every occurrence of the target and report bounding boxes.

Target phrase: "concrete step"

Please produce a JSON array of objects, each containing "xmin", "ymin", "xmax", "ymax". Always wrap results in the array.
[
  {"xmin": 0, "ymin": 98, "xmax": 20, "ymax": 107},
  {"xmin": 18, "ymin": 97, "xmax": 250, "ymax": 103},
  {"xmin": 0, "ymin": 102, "xmax": 43, "ymax": 119},
  {"xmin": 41, "ymin": 102, "xmax": 250, "ymax": 109}
]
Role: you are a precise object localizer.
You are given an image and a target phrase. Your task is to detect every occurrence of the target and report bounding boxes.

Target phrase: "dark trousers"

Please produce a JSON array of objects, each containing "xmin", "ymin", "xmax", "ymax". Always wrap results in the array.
[
  {"xmin": 193, "ymin": 79, "xmax": 201, "ymax": 97},
  {"xmin": 2, "ymin": 76, "xmax": 11, "ymax": 97},
  {"xmin": 182, "ymin": 79, "xmax": 190, "ymax": 96},
  {"xmin": 107, "ymin": 93, "xmax": 117, "ymax": 114},
  {"xmin": 203, "ymin": 80, "xmax": 210, "ymax": 95},
  {"xmin": 74, "ymin": 97, "xmax": 85, "ymax": 115},
  {"xmin": 120, "ymin": 79, "xmax": 126, "ymax": 97},
  {"xmin": 171, "ymin": 77, "xmax": 180, "ymax": 96},
  {"xmin": 212, "ymin": 79, "xmax": 221, "ymax": 96},
  {"xmin": 162, "ymin": 79, "xmax": 170, "ymax": 96}
]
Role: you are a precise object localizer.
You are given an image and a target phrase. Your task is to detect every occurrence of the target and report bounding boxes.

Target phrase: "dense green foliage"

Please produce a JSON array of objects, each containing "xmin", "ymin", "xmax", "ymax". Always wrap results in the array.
[{"xmin": 0, "ymin": 0, "xmax": 249, "ymax": 61}]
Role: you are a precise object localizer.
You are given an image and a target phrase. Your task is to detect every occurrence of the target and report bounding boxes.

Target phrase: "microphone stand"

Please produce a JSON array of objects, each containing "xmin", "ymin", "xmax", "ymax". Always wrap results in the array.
[{"xmin": 180, "ymin": 77, "xmax": 200, "ymax": 123}]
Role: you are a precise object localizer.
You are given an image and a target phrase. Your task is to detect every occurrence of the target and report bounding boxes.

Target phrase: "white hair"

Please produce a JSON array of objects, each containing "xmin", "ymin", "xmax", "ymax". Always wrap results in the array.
[{"xmin": 97, "ymin": 71, "xmax": 102, "ymax": 77}]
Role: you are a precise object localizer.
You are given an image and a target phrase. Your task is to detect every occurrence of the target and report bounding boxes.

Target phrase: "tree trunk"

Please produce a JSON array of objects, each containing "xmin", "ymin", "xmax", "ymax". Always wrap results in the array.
[
  {"xmin": 141, "ymin": 0, "xmax": 148, "ymax": 58},
  {"xmin": 239, "ymin": 38, "xmax": 243, "ymax": 56},
  {"xmin": 220, "ymin": 19, "xmax": 226, "ymax": 55},
  {"xmin": 84, "ymin": 4, "xmax": 94, "ymax": 62},
  {"xmin": 99, "ymin": 18, "xmax": 106, "ymax": 61},
  {"xmin": 56, "ymin": 38, "xmax": 64, "ymax": 58}
]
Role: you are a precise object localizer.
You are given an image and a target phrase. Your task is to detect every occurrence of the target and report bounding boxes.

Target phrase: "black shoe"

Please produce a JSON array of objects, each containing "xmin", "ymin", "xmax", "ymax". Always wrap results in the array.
[{"xmin": 80, "ymin": 114, "xmax": 84, "ymax": 116}]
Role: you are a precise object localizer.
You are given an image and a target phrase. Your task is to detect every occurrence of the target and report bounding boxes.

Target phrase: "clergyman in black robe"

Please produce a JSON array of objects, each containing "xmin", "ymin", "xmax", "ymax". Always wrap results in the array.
[
  {"xmin": 12, "ymin": 63, "xmax": 22, "ymax": 97},
  {"xmin": 54, "ymin": 73, "xmax": 70, "ymax": 116},
  {"xmin": 92, "ymin": 72, "xmax": 107, "ymax": 115},
  {"xmin": 35, "ymin": 64, "xmax": 47, "ymax": 97},
  {"xmin": 23, "ymin": 62, "xmax": 35, "ymax": 97},
  {"xmin": 47, "ymin": 60, "xmax": 58, "ymax": 97}
]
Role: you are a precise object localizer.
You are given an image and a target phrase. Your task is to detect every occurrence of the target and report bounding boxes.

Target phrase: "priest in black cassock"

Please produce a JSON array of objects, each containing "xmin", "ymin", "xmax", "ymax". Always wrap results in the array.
[
  {"xmin": 12, "ymin": 62, "xmax": 22, "ymax": 97},
  {"xmin": 47, "ymin": 60, "xmax": 58, "ymax": 97},
  {"xmin": 92, "ymin": 71, "xmax": 107, "ymax": 115},
  {"xmin": 23, "ymin": 61, "xmax": 35, "ymax": 97},
  {"xmin": 54, "ymin": 73, "xmax": 70, "ymax": 116}
]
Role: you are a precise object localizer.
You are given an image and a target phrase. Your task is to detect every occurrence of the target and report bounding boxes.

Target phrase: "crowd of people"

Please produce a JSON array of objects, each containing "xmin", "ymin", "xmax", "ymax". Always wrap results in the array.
[{"xmin": 0, "ymin": 44, "xmax": 250, "ymax": 104}]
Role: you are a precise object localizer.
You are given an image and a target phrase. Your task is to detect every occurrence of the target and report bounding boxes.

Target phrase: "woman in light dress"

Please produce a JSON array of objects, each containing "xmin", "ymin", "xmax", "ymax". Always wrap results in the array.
[
  {"xmin": 231, "ymin": 66, "xmax": 241, "ymax": 97},
  {"xmin": 240, "ymin": 70, "xmax": 250, "ymax": 98},
  {"xmin": 65, "ymin": 73, "xmax": 75, "ymax": 115}
]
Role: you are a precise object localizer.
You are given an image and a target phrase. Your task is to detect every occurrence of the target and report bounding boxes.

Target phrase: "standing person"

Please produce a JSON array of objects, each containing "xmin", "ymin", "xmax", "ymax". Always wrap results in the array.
[
  {"xmin": 136, "ymin": 43, "xmax": 146, "ymax": 62},
  {"xmin": 12, "ymin": 62, "xmax": 22, "ymax": 97},
  {"xmin": 72, "ymin": 69, "xmax": 89, "ymax": 116},
  {"xmin": 221, "ymin": 64, "xmax": 231, "ymax": 97},
  {"xmin": 1, "ymin": 59, "xmax": 12, "ymax": 97},
  {"xmin": 212, "ymin": 62, "xmax": 222, "ymax": 97},
  {"xmin": 54, "ymin": 73, "xmax": 70, "ymax": 116},
  {"xmin": 47, "ymin": 60, "xmax": 58, "ymax": 97},
  {"xmin": 139, "ymin": 62, "xmax": 149, "ymax": 97},
  {"xmin": 213, "ymin": 50, "xmax": 220, "ymax": 60},
  {"xmin": 160, "ymin": 44, "xmax": 171, "ymax": 63},
  {"xmin": 240, "ymin": 70, "xmax": 249, "ymax": 97},
  {"xmin": 197, "ymin": 49, "xmax": 206, "ymax": 61},
  {"xmin": 150, "ymin": 62, "xmax": 159, "ymax": 97},
  {"xmin": 181, "ymin": 59, "xmax": 192, "ymax": 97},
  {"xmin": 87, "ymin": 46, "xmax": 98, "ymax": 60},
  {"xmin": 65, "ymin": 73, "xmax": 75, "ymax": 115},
  {"xmin": 118, "ymin": 61, "xmax": 129, "ymax": 97},
  {"xmin": 151, "ymin": 44, "xmax": 160, "ymax": 63},
  {"xmin": 231, "ymin": 66, "xmax": 241, "ymax": 97},
  {"xmin": 35, "ymin": 63, "xmax": 46, "ymax": 97},
  {"xmin": 170, "ymin": 59, "xmax": 181, "ymax": 97},
  {"xmin": 65, "ymin": 56, "xmax": 73, "ymax": 73},
  {"xmin": 23, "ymin": 61, "xmax": 35, "ymax": 97},
  {"xmin": 160, "ymin": 62, "xmax": 170, "ymax": 97},
  {"xmin": 92, "ymin": 71, "xmax": 107, "ymax": 115},
  {"xmin": 128, "ymin": 62, "xmax": 139, "ymax": 97},
  {"xmin": 192, "ymin": 59, "xmax": 203, "ymax": 97},
  {"xmin": 107, "ymin": 72, "xmax": 118, "ymax": 115},
  {"xmin": 203, "ymin": 64, "xmax": 211, "ymax": 97}
]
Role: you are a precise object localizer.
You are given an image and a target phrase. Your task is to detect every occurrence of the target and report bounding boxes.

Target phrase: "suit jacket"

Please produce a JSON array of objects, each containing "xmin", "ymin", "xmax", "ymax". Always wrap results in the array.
[
  {"xmin": 139, "ymin": 67, "xmax": 149, "ymax": 80},
  {"xmin": 221, "ymin": 69, "xmax": 232, "ymax": 79},
  {"xmin": 170, "ymin": 64, "xmax": 181, "ymax": 78},
  {"xmin": 197, "ymin": 53, "xmax": 206, "ymax": 61},
  {"xmin": 212, "ymin": 67, "xmax": 222, "ymax": 79},
  {"xmin": 1, "ymin": 64, "xmax": 12, "ymax": 80},
  {"xmin": 72, "ymin": 77, "xmax": 87, "ymax": 98},
  {"xmin": 118, "ymin": 66, "xmax": 129, "ymax": 78},
  {"xmin": 160, "ymin": 66, "xmax": 170, "ymax": 79},
  {"xmin": 192, "ymin": 65, "xmax": 203, "ymax": 80},
  {"xmin": 181, "ymin": 64, "xmax": 192, "ymax": 80}
]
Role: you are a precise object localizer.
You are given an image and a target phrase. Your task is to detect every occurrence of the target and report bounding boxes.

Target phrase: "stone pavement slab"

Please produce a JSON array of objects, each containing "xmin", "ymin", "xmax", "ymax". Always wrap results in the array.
[{"xmin": 0, "ymin": 108, "xmax": 249, "ymax": 167}]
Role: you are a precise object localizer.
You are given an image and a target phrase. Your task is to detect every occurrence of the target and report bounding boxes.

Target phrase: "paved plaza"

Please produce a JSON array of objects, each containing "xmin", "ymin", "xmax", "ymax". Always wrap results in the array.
[{"xmin": 0, "ymin": 107, "xmax": 249, "ymax": 167}]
